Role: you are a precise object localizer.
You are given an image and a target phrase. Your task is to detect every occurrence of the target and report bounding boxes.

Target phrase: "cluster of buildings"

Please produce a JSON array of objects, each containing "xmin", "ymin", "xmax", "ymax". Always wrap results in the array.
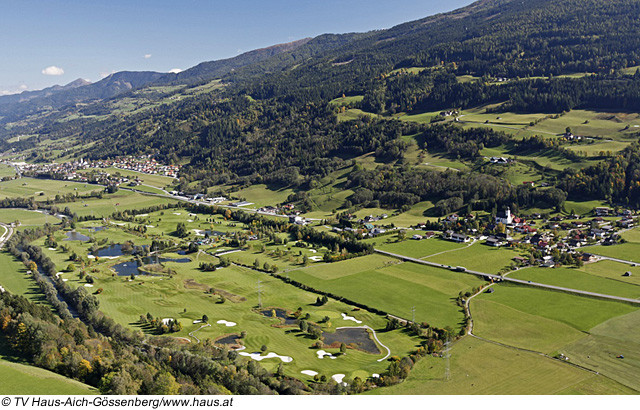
[
  {"xmin": 13, "ymin": 156, "xmax": 181, "ymax": 181},
  {"xmin": 414, "ymin": 206, "xmax": 637, "ymax": 268}
]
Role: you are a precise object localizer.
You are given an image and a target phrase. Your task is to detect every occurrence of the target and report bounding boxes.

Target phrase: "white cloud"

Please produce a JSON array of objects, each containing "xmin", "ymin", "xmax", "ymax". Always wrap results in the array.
[
  {"xmin": 144, "ymin": 54, "xmax": 152, "ymax": 59},
  {"xmin": 99, "ymin": 70, "xmax": 116, "ymax": 79},
  {"xmin": 0, "ymin": 84, "xmax": 28, "ymax": 96},
  {"xmin": 168, "ymin": 68, "xmax": 182, "ymax": 74},
  {"xmin": 41, "ymin": 66, "xmax": 64, "ymax": 76}
]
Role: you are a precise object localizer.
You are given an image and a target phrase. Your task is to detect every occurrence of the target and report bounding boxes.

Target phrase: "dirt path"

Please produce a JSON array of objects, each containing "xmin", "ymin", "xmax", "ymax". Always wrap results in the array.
[{"xmin": 189, "ymin": 323, "xmax": 211, "ymax": 343}]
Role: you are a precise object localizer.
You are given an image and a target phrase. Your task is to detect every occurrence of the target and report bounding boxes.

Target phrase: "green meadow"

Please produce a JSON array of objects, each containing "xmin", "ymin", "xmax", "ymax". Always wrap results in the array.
[
  {"xmin": 289, "ymin": 256, "xmax": 484, "ymax": 328},
  {"xmin": 367, "ymin": 336, "xmax": 633, "ymax": 394}
]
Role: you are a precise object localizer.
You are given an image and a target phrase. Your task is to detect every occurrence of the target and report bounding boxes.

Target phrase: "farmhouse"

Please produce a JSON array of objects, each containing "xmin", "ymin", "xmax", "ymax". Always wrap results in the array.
[
  {"xmin": 444, "ymin": 230, "xmax": 470, "ymax": 243},
  {"xmin": 595, "ymin": 207, "xmax": 612, "ymax": 216},
  {"xmin": 485, "ymin": 236, "xmax": 503, "ymax": 247}
]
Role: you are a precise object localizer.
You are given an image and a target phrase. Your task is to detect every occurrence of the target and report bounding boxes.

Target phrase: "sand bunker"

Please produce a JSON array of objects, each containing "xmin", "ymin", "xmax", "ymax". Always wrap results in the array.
[
  {"xmin": 239, "ymin": 351, "xmax": 293, "ymax": 363},
  {"xmin": 136, "ymin": 214, "xmax": 148, "ymax": 217},
  {"xmin": 173, "ymin": 212, "xmax": 182, "ymax": 215},
  {"xmin": 192, "ymin": 319, "xmax": 202, "ymax": 324},
  {"xmin": 332, "ymin": 374, "xmax": 346, "ymax": 383},
  {"xmin": 372, "ymin": 373, "xmax": 380, "ymax": 378},
  {"xmin": 217, "ymin": 320, "xmax": 237, "ymax": 327},
  {"xmin": 341, "ymin": 313, "xmax": 362, "ymax": 324},
  {"xmin": 48, "ymin": 247, "xmax": 57, "ymax": 251},
  {"xmin": 84, "ymin": 284, "xmax": 94, "ymax": 287},
  {"xmin": 301, "ymin": 370, "xmax": 318, "ymax": 377},
  {"xmin": 316, "ymin": 350, "xmax": 337, "ymax": 360}
]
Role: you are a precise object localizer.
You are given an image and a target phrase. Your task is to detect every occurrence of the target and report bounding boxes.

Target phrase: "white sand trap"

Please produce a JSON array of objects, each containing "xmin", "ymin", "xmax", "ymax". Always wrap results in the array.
[
  {"xmin": 372, "ymin": 373, "xmax": 380, "ymax": 378},
  {"xmin": 62, "ymin": 279, "xmax": 68, "ymax": 282},
  {"xmin": 301, "ymin": 370, "xmax": 318, "ymax": 377},
  {"xmin": 136, "ymin": 214, "xmax": 148, "ymax": 217},
  {"xmin": 233, "ymin": 345, "xmax": 246, "ymax": 351},
  {"xmin": 187, "ymin": 219, "xmax": 194, "ymax": 222},
  {"xmin": 145, "ymin": 225, "xmax": 155, "ymax": 228},
  {"xmin": 193, "ymin": 229, "xmax": 205, "ymax": 236},
  {"xmin": 316, "ymin": 350, "xmax": 337, "ymax": 360},
  {"xmin": 310, "ymin": 249, "xmax": 317, "ymax": 253},
  {"xmin": 84, "ymin": 284, "xmax": 94, "ymax": 287},
  {"xmin": 193, "ymin": 319, "xmax": 202, "ymax": 324},
  {"xmin": 48, "ymin": 247, "xmax": 57, "ymax": 251},
  {"xmin": 341, "ymin": 313, "xmax": 362, "ymax": 324},
  {"xmin": 332, "ymin": 374, "xmax": 346, "ymax": 383},
  {"xmin": 161, "ymin": 318, "xmax": 174, "ymax": 325},
  {"xmin": 55, "ymin": 272, "xmax": 64, "ymax": 278},
  {"xmin": 173, "ymin": 212, "xmax": 182, "ymax": 215},
  {"xmin": 110, "ymin": 222, "xmax": 126, "ymax": 226},
  {"xmin": 309, "ymin": 256, "xmax": 323, "ymax": 262},
  {"xmin": 217, "ymin": 320, "xmax": 236, "ymax": 327},
  {"xmin": 189, "ymin": 213, "xmax": 196, "ymax": 216},
  {"xmin": 0, "ymin": 285, "xmax": 5, "ymax": 293},
  {"xmin": 239, "ymin": 352, "xmax": 293, "ymax": 363}
]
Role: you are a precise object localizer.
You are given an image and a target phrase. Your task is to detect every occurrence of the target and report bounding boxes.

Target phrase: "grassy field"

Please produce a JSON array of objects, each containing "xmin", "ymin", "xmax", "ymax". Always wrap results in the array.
[
  {"xmin": 589, "ymin": 230, "xmax": 640, "ymax": 262},
  {"xmin": 329, "ymin": 95, "xmax": 364, "ymax": 106},
  {"xmin": 581, "ymin": 260, "xmax": 640, "ymax": 286},
  {"xmin": 0, "ymin": 177, "xmax": 98, "ymax": 200},
  {"xmin": 529, "ymin": 110, "xmax": 640, "ymax": 140},
  {"xmin": 425, "ymin": 243, "xmax": 523, "ymax": 274},
  {"xmin": 375, "ymin": 238, "xmax": 466, "ymax": 259},
  {"xmin": 471, "ymin": 297, "xmax": 586, "ymax": 353},
  {"xmin": 0, "ymin": 252, "xmax": 51, "ymax": 306},
  {"xmin": 289, "ymin": 257, "xmax": 484, "ymax": 329},
  {"xmin": 563, "ymin": 200, "xmax": 610, "ymax": 215},
  {"xmin": 474, "ymin": 283, "xmax": 637, "ymax": 332},
  {"xmin": 63, "ymin": 190, "xmax": 177, "ymax": 217},
  {"xmin": 560, "ymin": 308, "xmax": 640, "ymax": 391},
  {"xmin": 0, "ymin": 209, "xmax": 56, "ymax": 228},
  {"xmin": 0, "ymin": 359, "xmax": 96, "ymax": 395},
  {"xmin": 229, "ymin": 184, "xmax": 294, "ymax": 208},
  {"xmin": 0, "ymin": 164, "xmax": 16, "ymax": 178},
  {"xmin": 511, "ymin": 266, "xmax": 640, "ymax": 299},
  {"xmin": 367, "ymin": 336, "xmax": 633, "ymax": 394}
]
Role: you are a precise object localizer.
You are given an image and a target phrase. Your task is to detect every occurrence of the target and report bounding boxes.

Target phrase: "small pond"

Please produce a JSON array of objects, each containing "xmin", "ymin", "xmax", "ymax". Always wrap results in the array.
[
  {"xmin": 215, "ymin": 334, "xmax": 241, "ymax": 345},
  {"xmin": 64, "ymin": 231, "xmax": 91, "ymax": 242},
  {"xmin": 260, "ymin": 308, "xmax": 298, "ymax": 325},
  {"xmin": 111, "ymin": 255, "xmax": 190, "ymax": 276},
  {"xmin": 85, "ymin": 226, "xmax": 108, "ymax": 232},
  {"xmin": 321, "ymin": 328, "xmax": 380, "ymax": 354},
  {"xmin": 93, "ymin": 244, "xmax": 126, "ymax": 257}
]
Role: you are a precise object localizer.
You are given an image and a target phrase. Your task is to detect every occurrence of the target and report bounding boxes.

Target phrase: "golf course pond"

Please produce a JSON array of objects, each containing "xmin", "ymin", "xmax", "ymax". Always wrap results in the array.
[
  {"xmin": 322, "ymin": 328, "xmax": 380, "ymax": 354},
  {"xmin": 64, "ymin": 231, "xmax": 91, "ymax": 242},
  {"xmin": 110, "ymin": 255, "xmax": 191, "ymax": 276},
  {"xmin": 260, "ymin": 308, "xmax": 298, "ymax": 325}
]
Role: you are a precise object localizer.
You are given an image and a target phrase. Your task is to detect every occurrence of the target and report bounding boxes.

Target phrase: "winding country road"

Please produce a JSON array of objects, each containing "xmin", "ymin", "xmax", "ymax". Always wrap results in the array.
[
  {"xmin": 375, "ymin": 248, "xmax": 640, "ymax": 305},
  {"xmin": 0, "ymin": 223, "xmax": 14, "ymax": 249}
]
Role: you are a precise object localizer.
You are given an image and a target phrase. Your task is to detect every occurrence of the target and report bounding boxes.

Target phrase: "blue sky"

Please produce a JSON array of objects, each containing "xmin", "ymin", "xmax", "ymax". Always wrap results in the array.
[{"xmin": 0, "ymin": 0, "xmax": 473, "ymax": 95}]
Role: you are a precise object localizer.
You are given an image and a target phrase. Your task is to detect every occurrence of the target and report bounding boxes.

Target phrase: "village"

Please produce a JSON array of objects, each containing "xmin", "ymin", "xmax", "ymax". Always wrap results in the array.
[{"xmin": 3, "ymin": 155, "xmax": 181, "ymax": 183}]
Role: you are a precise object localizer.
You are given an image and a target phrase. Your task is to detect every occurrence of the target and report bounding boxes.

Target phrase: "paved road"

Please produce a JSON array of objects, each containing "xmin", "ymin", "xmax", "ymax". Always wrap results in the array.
[
  {"xmin": 0, "ymin": 223, "xmax": 14, "ymax": 249},
  {"xmin": 375, "ymin": 249, "xmax": 640, "ymax": 305},
  {"xmin": 593, "ymin": 255, "xmax": 638, "ymax": 266}
]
